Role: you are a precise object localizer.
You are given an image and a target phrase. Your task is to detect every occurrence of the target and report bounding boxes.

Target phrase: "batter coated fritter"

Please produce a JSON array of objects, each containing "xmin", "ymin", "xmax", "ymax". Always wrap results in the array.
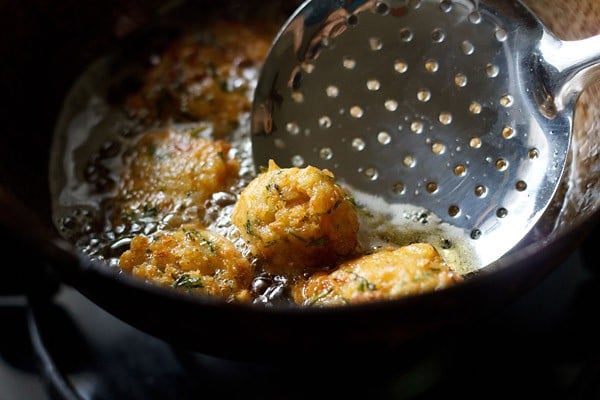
[{"xmin": 232, "ymin": 160, "xmax": 359, "ymax": 276}]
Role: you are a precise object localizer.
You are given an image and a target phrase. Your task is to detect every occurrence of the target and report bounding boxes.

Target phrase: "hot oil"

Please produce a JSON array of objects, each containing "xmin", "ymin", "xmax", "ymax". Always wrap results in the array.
[
  {"xmin": 350, "ymin": 188, "xmax": 481, "ymax": 276},
  {"xmin": 49, "ymin": 19, "xmax": 479, "ymax": 307},
  {"xmin": 49, "ymin": 52, "xmax": 259, "ymax": 267}
]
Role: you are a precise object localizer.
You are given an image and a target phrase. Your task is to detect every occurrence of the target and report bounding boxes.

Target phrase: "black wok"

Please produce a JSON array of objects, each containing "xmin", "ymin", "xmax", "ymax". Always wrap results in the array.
[{"xmin": 1, "ymin": 0, "xmax": 598, "ymax": 362}]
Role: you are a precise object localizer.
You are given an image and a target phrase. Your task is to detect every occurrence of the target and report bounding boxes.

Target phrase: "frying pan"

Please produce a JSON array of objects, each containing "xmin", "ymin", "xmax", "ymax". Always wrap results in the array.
[{"xmin": 1, "ymin": 0, "xmax": 598, "ymax": 362}]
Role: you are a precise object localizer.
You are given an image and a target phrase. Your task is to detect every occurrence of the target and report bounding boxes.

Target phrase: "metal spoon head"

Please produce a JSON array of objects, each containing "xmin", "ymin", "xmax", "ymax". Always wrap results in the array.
[{"xmin": 251, "ymin": 0, "xmax": 574, "ymax": 269}]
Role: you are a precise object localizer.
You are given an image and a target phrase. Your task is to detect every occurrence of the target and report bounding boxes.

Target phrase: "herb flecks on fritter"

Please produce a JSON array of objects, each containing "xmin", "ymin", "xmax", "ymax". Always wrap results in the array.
[
  {"xmin": 119, "ymin": 223, "xmax": 253, "ymax": 302},
  {"xmin": 232, "ymin": 160, "xmax": 360, "ymax": 276},
  {"xmin": 113, "ymin": 126, "xmax": 239, "ymax": 230},
  {"xmin": 292, "ymin": 243, "xmax": 463, "ymax": 306},
  {"xmin": 125, "ymin": 20, "xmax": 277, "ymax": 136}
]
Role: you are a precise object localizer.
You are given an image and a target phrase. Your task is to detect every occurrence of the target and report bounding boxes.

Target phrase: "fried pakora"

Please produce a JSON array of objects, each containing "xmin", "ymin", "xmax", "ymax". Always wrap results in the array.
[
  {"xmin": 113, "ymin": 126, "xmax": 239, "ymax": 229},
  {"xmin": 292, "ymin": 243, "xmax": 463, "ymax": 306},
  {"xmin": 231, "ymin": 160, "xmax": 359, "ymax": 276},
  {"xmin": 125, "ymin": 20, "xmax": 278, "ymax": 136},
  {"xmin": 119, "ymin": 223, "xmax": 253, "ymax": 302}
]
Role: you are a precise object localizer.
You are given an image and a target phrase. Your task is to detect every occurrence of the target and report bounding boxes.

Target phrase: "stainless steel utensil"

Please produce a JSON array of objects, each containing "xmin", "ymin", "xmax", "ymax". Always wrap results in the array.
[{"xmin": 251, "ymin": 0, "xmax": 600, "ymax": 269}]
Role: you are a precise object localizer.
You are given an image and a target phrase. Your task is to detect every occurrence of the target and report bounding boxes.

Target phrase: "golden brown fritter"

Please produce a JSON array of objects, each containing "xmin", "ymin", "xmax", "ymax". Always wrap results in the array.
[
  {"xmin": 292, "ymin": 243, "xmax": 463, "ymax": 306},
  {"xmin": 119, "ymin": 223, "xmax": 253, "ymax": 302},
  {"xmin": 113, "ymin": 126, "xmax": 240, "ymax": 228},
  {"xmin": 231, "ymin": 160, "xmax": 359, "ymax": 276},
  {"xmin": 110, "ymin": 20, "xmax": 464, "ymax": 305},
  {"xmin": 125, "ymin": 20, "xmax": 279, "ymax": 136}
]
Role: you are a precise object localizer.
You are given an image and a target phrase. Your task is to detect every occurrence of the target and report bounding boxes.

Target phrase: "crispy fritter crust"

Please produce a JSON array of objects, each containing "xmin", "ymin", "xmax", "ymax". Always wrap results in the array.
[
  {"xmin": 114, "ymin": 126, "xmax": 239, "ymax": 227},
  {"xmin": 292, "ymin": 243, "xmax": 463, "ymax": 306},
  {"xmin": 231, "ymin": 160, "xmax": 359, "ymax": 276},
  {"xmin": 125, "ymin": 20, "xmax": 278, "ymax": 136},
  {"xmin": 119, "ymin": 223, "xmax": 253, "ymax": 302}
]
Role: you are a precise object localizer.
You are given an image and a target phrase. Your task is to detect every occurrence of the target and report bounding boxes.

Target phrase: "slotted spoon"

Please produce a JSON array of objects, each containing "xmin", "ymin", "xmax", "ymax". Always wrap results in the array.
[{"xmin": 251, "ymin": 0, "xmax": 600, "ymax": 269}]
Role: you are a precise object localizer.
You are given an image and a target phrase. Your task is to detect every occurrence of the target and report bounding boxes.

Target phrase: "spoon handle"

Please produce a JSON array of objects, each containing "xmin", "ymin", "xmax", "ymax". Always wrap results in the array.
[{"xmin": 540, "ymin": 33, "xmax": 600, "ymax": 111}]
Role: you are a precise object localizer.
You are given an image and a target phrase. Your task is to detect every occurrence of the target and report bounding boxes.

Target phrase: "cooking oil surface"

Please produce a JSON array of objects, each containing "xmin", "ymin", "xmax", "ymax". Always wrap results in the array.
[
  {"xmin": 350, "ymin": 188, "xmax": 480, "ymax": 275},
  {"xmin": 49, "ymin": 22, "xmax": 480, "ymax": 306},
  {"xmin": 50, "ymin": 79, "xmax": 478, "ymax": 276}
]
